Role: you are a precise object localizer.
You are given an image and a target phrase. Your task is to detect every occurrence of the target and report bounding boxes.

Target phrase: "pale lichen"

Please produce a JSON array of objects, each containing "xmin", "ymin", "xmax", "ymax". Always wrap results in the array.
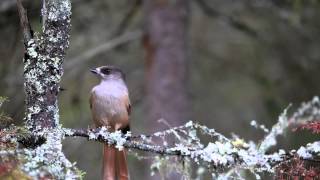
[
  {"xmin": 259, "ymin": 106, "xmax": 290, "ymax": 153},
  {"xmin": 2, "ymin": 97, "xmax": 319, "ymax": 179},
  {"xmin": 46, "ymin": 0, "xmax": 71, "ymax": 22},
  {"xmin": 0, "ymin": 126, "xmax": 79, "ymax": 179},
  {"xmin": 292, "ymin": 96, "xmax": 320, "ymax": 123},
  {"xmin": 23, "ymin": 0, "xmax": 71, "ymax": 131},
  {"xmin": 87, "ymin": 127, "xmax": 128, "ymax": 151},
  {"xmin": 18, "ymin": 129, "xmax": 79, "ymax": 179},
  {"xmin": 26, "ymin": 40, "xmax": 38, "ymax": 58}
]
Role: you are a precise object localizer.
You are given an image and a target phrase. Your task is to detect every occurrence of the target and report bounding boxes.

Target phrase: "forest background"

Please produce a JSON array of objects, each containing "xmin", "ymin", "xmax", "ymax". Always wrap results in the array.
[{"xmin": 0, "ymin": 0, "xmax": 319, "ymax": 179}]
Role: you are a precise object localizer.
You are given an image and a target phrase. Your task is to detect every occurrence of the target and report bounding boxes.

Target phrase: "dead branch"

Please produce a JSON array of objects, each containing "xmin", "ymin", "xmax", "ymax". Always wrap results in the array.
[
  {"xmin": 111, "ymin": 0, "xmax": 142, "ymax": 37},
  {"xmin": 16, "ymin": 0, "xmax": 32, "ymax": 44},
  {"xmin": 1, "ymin": 0, "xmax": 25, "ymax": 13},
  {"xmin": 194, "ymin": 0, "xmax": 258, "ymax": 37},
  {"xmin": 64, "ymin": 30, "xmax": 142, "ymax": 73}
]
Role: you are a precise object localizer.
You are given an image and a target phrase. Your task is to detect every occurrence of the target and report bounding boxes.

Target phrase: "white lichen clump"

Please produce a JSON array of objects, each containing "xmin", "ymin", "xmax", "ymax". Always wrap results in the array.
[
  {"xmin": 292, "ymin": 96, "xmax": 320, "ymax": 123},
  {"xmin": 88, "ymin": 127, "xmax": 130, "ymax": 151},
  {"xmin": 296, "ymin": 141, "xmax": 320, "ymax": 159},
  {"xmin": 19, "ymin": 129, "xmax": 79, "ymax": 179},
  {"xmin": 196, "ymin": 142, "xmax": 234, "ymax": 165},
  {"xmin": 258, "ymin": 107, "xmax": 289, "ymax": 153},
  {"xmin": 46, "ymin": 0, "xmax": 71, "ymax": 21},
  {"xmin": 250, "ymin": 120, "xmax": 269, "ymax": 133},
  {"xmin": 27, "ymin": 40, "xmax": 38, "ymax": 58}
]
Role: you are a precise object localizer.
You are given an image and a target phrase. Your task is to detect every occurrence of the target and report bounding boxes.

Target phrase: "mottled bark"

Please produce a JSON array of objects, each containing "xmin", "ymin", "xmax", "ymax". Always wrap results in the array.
[
  {"xmin": 143, "ymin": 0, "xmax": 190, "ymax": 131},
  {"xmin": 18, "ymin": 0, "xmax": 71, "ymax": 131}
]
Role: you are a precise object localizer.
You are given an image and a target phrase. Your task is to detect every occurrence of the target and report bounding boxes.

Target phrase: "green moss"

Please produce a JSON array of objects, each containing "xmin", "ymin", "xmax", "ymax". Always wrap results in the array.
[
  {"xmin": 75, "ymin": 169, "xmax": 86, "ymax": 180},
  {"xmin": 0, "ymin": 97, "xmax": 13, "ymax": 129}
]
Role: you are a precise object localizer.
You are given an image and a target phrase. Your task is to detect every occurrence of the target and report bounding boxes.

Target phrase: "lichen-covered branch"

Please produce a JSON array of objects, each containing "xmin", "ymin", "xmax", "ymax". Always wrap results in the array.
[
  {"xmin": 0, "ymin": 128, "xmax": 80, "ymax": 179},
  {"xmin": 61, "ymin": 97, "xmax": 320, "ymax": 179},
  {"xmin": 1, "ymin": 97, "xmax": 320, "ymax": 179},
  {"xmin": 18, "ymin": 0, "xmax": 71, "ymax": 131},
  {"xmin": 61, "ymin": 121, "xmax": 319, "ymax": 177},
  {"xmin": 194, "ymin": 0, "xmax": 258, "ymax": 37},
  {"xmin": 64, "ymin": 127, "xmax": 183, "ymax": 155},
  {"xmin": 65, "ymin": 30, "xmax": 142, "ymax": 73},
  {"xmin": 258, "ymin": 106, "xmax": 290, "ymax": 153}
]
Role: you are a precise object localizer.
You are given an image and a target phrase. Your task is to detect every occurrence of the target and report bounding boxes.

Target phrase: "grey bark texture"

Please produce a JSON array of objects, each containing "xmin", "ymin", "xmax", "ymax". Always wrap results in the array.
[
  {"xmin": 143, "ymin": 0, "xmax": 191, "ymax": 131},
  {"xmin": 19, "ymin": 0, "xmax": 71, "ymax": 131}
]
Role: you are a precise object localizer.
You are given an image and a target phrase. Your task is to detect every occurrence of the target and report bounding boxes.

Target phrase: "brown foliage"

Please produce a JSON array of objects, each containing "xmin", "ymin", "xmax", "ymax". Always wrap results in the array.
[{"xmin": 276, "ymin": 156, "xmax": 320, "ymax": 180}]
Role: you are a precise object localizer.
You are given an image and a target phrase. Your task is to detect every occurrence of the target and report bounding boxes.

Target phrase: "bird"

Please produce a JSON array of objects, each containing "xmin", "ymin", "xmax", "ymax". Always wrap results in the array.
[{"xmin": 89, "ymin": 65, "xmax": 130, "ymax": 180}]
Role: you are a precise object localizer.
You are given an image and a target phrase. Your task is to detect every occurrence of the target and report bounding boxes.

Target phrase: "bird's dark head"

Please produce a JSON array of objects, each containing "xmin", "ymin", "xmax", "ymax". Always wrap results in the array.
[{"xmin": 90, "ymin": 66, "xmax": 125, "ymax": 81}]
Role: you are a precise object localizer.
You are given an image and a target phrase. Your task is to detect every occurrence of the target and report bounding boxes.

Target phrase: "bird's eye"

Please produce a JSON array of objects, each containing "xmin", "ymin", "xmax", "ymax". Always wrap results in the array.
[{"xmin": 101, "ymin": 68, "xmax": 111, "ymax": 75}]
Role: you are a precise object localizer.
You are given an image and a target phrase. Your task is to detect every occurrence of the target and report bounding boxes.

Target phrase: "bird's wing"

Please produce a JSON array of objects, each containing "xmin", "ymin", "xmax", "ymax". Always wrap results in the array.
[
  {"xmin": 127, "ymin": 102, "xmax": 131, "ymax": 116},
  {"xmin": 89, "ymin": 92, "xmax": 94, "ymax": 109}
]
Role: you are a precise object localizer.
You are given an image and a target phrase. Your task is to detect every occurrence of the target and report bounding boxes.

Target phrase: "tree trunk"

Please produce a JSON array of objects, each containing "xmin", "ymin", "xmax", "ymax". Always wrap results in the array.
[
  {"xmin": 21, "ymin": 0, "xmax": 71, "ymax": 132},
  {"xmin": 143, "ymin": 0, "xmax": 190, "ymax": 131}
]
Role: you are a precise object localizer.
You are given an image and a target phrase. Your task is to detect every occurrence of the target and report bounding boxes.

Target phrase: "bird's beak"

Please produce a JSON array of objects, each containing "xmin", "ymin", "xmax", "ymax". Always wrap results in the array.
[{"xmin": 90, "ymin": 69, "xmax": 98, "ymax": 74}]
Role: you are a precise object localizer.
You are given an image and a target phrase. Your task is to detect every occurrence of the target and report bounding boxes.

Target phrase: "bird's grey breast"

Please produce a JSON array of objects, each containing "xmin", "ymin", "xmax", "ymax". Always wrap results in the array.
[{"xmin": 91, "ymin": 80, "xmax": 129, "ymax": 127}]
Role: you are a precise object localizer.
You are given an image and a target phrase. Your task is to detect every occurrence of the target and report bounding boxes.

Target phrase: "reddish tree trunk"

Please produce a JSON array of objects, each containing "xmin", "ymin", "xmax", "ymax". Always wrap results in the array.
[{"xmin": 143, "ymin": 0, "xmax": 190, "ymax": 131}]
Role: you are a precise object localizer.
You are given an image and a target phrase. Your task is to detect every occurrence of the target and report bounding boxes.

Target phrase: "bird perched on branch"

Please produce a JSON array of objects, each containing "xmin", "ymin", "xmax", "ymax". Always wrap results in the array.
[{"xmin": 90, "ymin": 66, "xmax": 130, "ymax": 180}]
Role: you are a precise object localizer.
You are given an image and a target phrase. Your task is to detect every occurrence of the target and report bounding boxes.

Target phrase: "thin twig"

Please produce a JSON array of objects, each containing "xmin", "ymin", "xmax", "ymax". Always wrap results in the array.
[
  {"xmin": 194, "ymin": 0, "xmax": 258, "ymax": 37},
  {"xmin": 1, "ymin": 0, "xmax": 24, "ymax": 13},
  {"xmin": 111, "ymin": 0, "xmax": 142, "ymax": 37},
  {"xmin": 16, "ymin": 0, "xmax": 33, "ymax": 45}
]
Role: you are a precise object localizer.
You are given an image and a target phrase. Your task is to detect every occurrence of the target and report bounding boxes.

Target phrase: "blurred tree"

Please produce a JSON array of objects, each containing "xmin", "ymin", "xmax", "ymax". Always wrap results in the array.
[{"xmin": 143, "ymin": 0, "xmax": 191, "ymax": 131}]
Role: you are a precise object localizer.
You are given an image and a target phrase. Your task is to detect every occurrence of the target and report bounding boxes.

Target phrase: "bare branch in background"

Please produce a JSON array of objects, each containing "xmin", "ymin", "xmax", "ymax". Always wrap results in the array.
[
  {"xmin": 65, "ymin": 30, "xmax": 142, "ymax": 73},
  {"xmin": 4, "ymin": 31, "xmax": 142, "ymax": 83},
  {"xmin": 16, "ymin": 0, "xmax": 32, "ymax": 44},
  {"xmin": 194, "ymin": 0, "xmax": 315, "ymax": 41},
  {"xmin": 194, "ymin": 0, "xmax": 259, "ymax": 37},
  {"xmin": 111, "ymin": 0, "xmax": 142, "ymax": 37},
  {"xmin": 1, "ymin": 0, "xmax": 25, "ymax": 13}
]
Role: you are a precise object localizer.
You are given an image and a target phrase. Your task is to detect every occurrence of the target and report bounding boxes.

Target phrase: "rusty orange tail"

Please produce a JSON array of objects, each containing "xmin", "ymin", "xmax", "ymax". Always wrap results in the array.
[{"xmin": 103, "ymin": 144, "xmax": 129, "ymax": 180}]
